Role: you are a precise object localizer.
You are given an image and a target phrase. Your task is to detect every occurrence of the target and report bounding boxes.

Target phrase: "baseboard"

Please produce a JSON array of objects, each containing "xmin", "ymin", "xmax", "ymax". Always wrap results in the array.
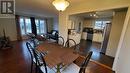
[
  {"xmin": 114, "ymin": 71, "xmax": 116, "ymax": 73},
  {"xmin": 93, "ymin": 41, "xmax": 102, "ymax": 44},
  {"xmin": 90, "ymin": 59, "xmax": 113, "ymax": 70},
  {"xmin": 100, "ymin": 52, "xmax": 105, "ymax": 55},
  {"xmin": 100, "ymin": 52, "xmax": 115, "ymax": 59},
  {"xmin": 79, "ymin": 56, "xmax": 113, "ymax": 70},
  {"xmin": 105, "ymin": 54, "xmax": 115, "ymax": 59}
]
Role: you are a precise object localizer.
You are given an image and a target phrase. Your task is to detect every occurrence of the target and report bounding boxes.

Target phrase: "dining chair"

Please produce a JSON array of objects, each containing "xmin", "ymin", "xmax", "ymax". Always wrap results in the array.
[
  {"xmin": 27, "ymin": 33, "xmax": 40, "ymax": 48},
  {"xmin": 33, "ymin": 38, "xmax": 40, "ymax": 48},
  {"xmin": 26, "ymin": 42, "xmax": 52, "ymax": 73},
  {"xmin": 34, "ymin": 51, "xmax": 56, "ymax": 73},
  {"xmin": 65, "ymin": 39, "xmax": 77, "ymax": 50},
  {"xmin": 59, "ymin": 39, "xmax": 78, "ymax": 71},
  {"xmin": 47, "ymin": 30, "xmax": 59, "ymax": 41},
  {"xmin": 27, "ymin": 33, "xmax": 36, "ymax": 42},
  {"xmin": 57, "ymin": 36, "xmax": 64, "ymax": 46},
  {"xmin": 79, "ymin": 51, "xmax": 93, "ymax": 73},
  {"xmin": 33, "ymin": 51, "xmax": 47, "ymax": 73},
  {"xmin": 62, "ymin": 51, "xmax": 93, "ymax": 73},
  {"xmin": 26, "ymin": 42, "xmax": 36, "ymax": 73}
]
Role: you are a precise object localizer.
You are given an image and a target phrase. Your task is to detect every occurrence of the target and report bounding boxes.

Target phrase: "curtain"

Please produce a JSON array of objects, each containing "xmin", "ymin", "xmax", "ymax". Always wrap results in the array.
[
  {"xmin": 15, "ymin": 15, "xmax": 22, "ymax": 41},
  {"xmin": 30, "ymin": 17, "xmax": 37, "ymax": 36}
]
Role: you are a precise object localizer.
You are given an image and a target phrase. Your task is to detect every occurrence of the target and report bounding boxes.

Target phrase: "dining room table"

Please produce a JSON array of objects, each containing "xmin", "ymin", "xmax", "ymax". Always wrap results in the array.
[{"xmin": 37, "ymin": 40, "xmax": 79, "ymax": 73}]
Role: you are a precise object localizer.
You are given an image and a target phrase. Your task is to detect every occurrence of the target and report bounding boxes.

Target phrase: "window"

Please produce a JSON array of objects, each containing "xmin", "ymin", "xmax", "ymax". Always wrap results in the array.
[
  {"xmin": 25, "ymin": 18, "xmax": 32, "ymax": 33},
  {"xmin": 20, "ymin": 17, "xmax": 32, "ymax": 35},
  {"xmin": 94, "ymin": 21, "xmax": 111, "ymax": 29},
  {"xmin": 35, "ymin": 19, "xmax": 46, "ymax": 34},
  {"xmin": 20, "ymin": 18, "xmax": 25, "ymax": 35},
  {"xmin": 19, "ymin": 17, "xmax": 46, "ymax": 35}
]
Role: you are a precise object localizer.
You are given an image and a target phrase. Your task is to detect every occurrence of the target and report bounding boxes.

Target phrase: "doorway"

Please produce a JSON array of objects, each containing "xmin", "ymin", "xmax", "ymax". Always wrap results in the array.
[{"xmin": 68, "ymin": 8, "xmax": 128, "ymax": 68}]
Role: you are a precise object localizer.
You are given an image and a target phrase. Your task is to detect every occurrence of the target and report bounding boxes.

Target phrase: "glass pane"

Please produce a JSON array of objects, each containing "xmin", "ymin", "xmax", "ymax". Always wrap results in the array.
[
  {"xmin": 95, "ymin": 21, "xmax": 111, "ymax": 29},
  {"xmin": 35, "ymin": 19, "xmax": 39, "ymax": 24},
  {"xmin": 95, "ymin": 21, "xmax": 102, "ymax": 29},
  {"xmin": 20, "ymin": 18, "xmax": 25, "ymax": 35},
  {"xmin": 35, "ymin": 19, "xmax": 40, "ymax": 34},
  {"xmin": 25, "ymin": 18, "xmax": 32, "ymax": 33},
  {"xmin": 40, "ymin": 20, "xmax": 46, "ymax": 34}
]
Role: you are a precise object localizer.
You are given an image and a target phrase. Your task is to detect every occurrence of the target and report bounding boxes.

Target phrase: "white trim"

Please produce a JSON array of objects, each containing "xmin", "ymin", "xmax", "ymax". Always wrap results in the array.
[{"xmin": 112, "ymin": 7, "xmax": 130, "ymax": 71}]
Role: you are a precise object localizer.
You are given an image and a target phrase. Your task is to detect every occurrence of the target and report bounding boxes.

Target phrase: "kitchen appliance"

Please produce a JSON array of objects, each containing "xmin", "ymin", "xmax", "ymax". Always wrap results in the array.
[{"xmin": 82, "ymin": 27, "xmax": 94, "ymax": 41}]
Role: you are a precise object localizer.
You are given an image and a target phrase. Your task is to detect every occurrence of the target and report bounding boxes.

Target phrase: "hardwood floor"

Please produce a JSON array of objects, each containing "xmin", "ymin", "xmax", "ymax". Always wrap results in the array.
[
  {"xmin": 79, "ymin": 39, "xmax": 114, "ymax": 68},
  {"xmin": 0, "ymin": 41, "xmax": 31, "ymax": 73},
  {"xmin": 0, "ymin": 41, "xmax": 114, "ymax": 73},
  {"xmin": 74, "ymin": 56, "xmax": 114, "ymax": 73}
]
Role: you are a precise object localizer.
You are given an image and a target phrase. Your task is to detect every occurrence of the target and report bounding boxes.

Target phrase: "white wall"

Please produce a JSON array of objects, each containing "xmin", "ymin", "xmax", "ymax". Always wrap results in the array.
[
  {"xmin": 47, "ymin": 18, "xmax": 59, "ymax": 32},
  {"xmin": 53, "ymin": 17, "xmax": 59, "ymax": 30},
  {"xmin": 68, "ymin": 16, "xmax": 83, "ymax": 44},
  {"xmin": 0, "ymin": 24, "xmax": 3, "ymax": 36},
  {"xmin": 47, "ymin": 18, "xmax": 53, "ymax": 32},
  {"xmin": 112, "ymin": 7, "xmax": 130, "ymax": 73},
  {"xmin": 69, "ymin": 16, "xmax": 83, "ymax": 32},
  {"xmin": 106, "ymin": 11, "xmax": 127, "ymax": 57},
  {"xmin": 0, "ymin": 18, "xmax": 17, "ymax": 41},
  {"xmin": 115, "ymin": 14, "xmax": 130, "ymax": 73}
]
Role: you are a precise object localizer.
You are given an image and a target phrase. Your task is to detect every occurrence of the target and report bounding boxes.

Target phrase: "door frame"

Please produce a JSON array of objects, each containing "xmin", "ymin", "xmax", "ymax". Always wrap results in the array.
[{"xmin": 112, "ymin": 7, "xmax": 130, "ymax": 71}]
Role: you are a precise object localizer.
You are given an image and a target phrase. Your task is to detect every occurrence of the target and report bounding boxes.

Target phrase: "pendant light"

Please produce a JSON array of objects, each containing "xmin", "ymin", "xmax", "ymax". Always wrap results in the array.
[{"xmin": 52, "ymin": 0, "xmax": 70, "ymax": 11}]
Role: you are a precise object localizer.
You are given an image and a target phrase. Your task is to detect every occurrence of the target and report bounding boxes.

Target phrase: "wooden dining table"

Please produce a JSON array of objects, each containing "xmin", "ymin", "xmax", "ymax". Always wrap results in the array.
[{"xmin": 37, "ymin": 40, "xmax": 79, "ymax": 73}]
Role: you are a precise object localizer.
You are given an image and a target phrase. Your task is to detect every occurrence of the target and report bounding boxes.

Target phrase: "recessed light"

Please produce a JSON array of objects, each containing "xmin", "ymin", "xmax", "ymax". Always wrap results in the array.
[
  {"xmin": 113, "ymin": 12, "xmax": 115, "ymax": 16},
  {"xmin": 90, "ymin": 14, "xmax": 93, "ymax": 16},
  {"xmin": 93, "ymin": 14, "xmax": 96, "ymax": 17}
]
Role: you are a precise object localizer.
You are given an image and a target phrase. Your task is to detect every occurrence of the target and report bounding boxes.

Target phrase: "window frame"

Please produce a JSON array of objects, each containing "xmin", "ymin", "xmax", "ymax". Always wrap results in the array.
[
  {"xmin": 94, "ymin": 20, "xmax": 111, "ymax": 29},
  {"xmin": 19, "ymin": 17, "xmax": 32, "ymax": 35},
  {"xmin": 35, "ymin": 19, "xmax": 46, "ymax": 35}
]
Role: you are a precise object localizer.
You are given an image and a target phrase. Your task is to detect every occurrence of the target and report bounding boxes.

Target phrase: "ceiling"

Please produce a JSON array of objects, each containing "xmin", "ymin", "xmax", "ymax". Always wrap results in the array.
[
  {"xmin": 74, "ymin": 10, "xmax": 115, "ymax": 19},
  {"xmin": 70, "ymin": 8, "xmax": 128, "ymax": 19},
  {"xmin": 15, "ymin": 0, "xmax": 86, "ymax": 18}
]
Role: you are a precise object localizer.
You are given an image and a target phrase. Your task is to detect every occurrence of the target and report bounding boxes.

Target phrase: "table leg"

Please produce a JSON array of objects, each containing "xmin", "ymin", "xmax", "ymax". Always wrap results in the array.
[{"xmin": 56, "ymin": 64, "xmax": 61, "ymax": 73}]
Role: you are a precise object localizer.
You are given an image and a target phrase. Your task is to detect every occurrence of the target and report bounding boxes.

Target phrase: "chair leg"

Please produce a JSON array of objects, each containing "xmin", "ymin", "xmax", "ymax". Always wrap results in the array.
[
  {"xmin": 35, "ymin": 63, "xmax": 39, "ymax": 73},
  {"xmin": 83, "ymin": 69, "xmax": 85, "ymax": 73},
  {"xmin": 31, "ymin": 61, "xmax": 33, "ymax": 73},
  {"xmin": 35, "ymin": 65, "xmax": 37, "ymax": 73}
]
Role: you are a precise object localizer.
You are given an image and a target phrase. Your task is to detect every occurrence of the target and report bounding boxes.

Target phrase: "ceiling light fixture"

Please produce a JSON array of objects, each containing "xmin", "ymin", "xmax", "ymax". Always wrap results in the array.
[
  {"xmin": 52, "ymin": 0, "xmax": 70, "ymax": 11},
  {"xmin": 90, "ymin": 13, "xmax": 98, "ymax": 18}
]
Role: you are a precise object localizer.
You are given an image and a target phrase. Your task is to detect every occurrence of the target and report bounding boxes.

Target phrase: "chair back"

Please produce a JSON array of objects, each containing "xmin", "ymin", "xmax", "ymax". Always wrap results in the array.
[
  {"xmin": 26, "ymin": 42, "xmax": 35, "ymax": 61},
  {"xmin": 51, "ymin": 30, "xmax": 59, "ymax": 35},
  {"xmin": 79, "ymin": 51, "xmax": 93, "ymax": 73},
  {"xmin": 33, "ymin": 38, "xmax": 40, "ymax": 47},
  {"xmin": 65, "ymin": 39, "xmax": 77, "ymax": 50},
  {"xmin": 57, "ymin": 36, "xmax": 64, "ymax": 46},
  {"xmin": 27, "ymin": 33, "xmax": 40, "ymax": 48},
  {"xmin": 34, "ymin": 52, "xmax": 48, "ymax": 73},
  {"xmin": 27, "ymin": 33, "xmax": 36, "ymax": 40},
  {"xmin": 26, "ymin": 42, "xmax": 47, "ymax": 73},
  {"xmin": 39, "ymin": 53, "xmax": 48, "ymax": 73}
]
